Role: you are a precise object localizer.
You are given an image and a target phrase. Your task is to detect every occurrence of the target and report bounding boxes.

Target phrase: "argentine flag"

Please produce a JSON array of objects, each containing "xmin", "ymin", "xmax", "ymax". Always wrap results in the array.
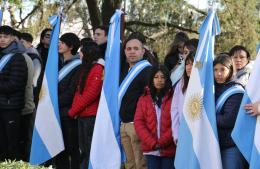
[
  {"xmin": 174, "ymin": 9, "xmax": 222, "ymax": 169},
  {"xmin": 30, "ymin": 14, "xmax": 64, "ymax": 165},
  {"xmin": 232, "ymin": 50, "xmax": 260, "ymax": 169},
  {"xmin": 257, "ymin": 42, "xmax": 260, "ymax": 54},
  {"xmin": 89, "ymin": 10, "xmax": 122, "ymax": 169},
  {"xmin": 0, "ymin": 7, "xmax": 2, "ymax": 26}
]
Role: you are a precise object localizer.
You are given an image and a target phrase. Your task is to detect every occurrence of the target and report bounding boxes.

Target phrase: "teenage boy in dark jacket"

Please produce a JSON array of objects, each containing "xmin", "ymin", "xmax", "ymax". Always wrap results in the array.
[
  {"xmin": 55, "ymin": 33, "xmax": 81, "ymax": 169},
  {"xmin": 0, "ymin": 25, "xmax": 28, "ymax": 160},
  {"xmin": 93, "ymin": 25, "xmax": 108, "ymax": 59}
]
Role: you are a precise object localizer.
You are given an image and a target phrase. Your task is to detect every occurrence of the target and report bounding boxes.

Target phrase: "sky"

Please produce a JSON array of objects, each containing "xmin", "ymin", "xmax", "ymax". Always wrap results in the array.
[{"xmin": 187, "ymin": 0, "xmax": 209, "ymax": 9}]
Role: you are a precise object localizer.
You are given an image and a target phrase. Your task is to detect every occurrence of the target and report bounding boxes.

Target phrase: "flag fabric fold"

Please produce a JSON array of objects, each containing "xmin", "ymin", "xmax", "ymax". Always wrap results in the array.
[
  {"xmin": 30, "ymin": 14, "xmax": 64, "ymax": 165},
  {"xmin": 174, "ymin": 8, "xmax": 222, "ymax": 169},
  {"xmin": 232, "ymin": 50, "xmax": 260, "ymax": 169},
  {"xmin": 89, "ymin": 10, "xmax": 122, "ymax": 169},
  {"xmin": 0, "ymin": 8, "xmax": 3, "ymax": 26}
]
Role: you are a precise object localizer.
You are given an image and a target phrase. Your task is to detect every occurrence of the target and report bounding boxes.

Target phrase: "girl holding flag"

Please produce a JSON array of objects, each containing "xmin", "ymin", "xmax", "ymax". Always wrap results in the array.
[
  {"xmin": 171, "ymin": 52, "xmax": 195, "ymax": 144},
  {"xmin": 213, "ymin": 54, "xmax": 246, "ymax": 169}
]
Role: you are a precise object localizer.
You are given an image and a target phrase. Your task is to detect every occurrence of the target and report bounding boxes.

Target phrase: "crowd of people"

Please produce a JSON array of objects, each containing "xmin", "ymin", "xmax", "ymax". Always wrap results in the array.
[{"xmin": 0, "ymin": 23, "xmax": 259, "ymax": 169}]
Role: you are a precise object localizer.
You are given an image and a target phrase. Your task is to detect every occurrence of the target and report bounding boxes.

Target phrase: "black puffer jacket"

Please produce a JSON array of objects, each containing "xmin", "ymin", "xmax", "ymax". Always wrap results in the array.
[
  {"xmin": 215, "ymin": 81, "xmax": 244, "ymax": 150},
  {"xmin": 0, "ymin": 41, "xmax": 28, "ymax": 110}
]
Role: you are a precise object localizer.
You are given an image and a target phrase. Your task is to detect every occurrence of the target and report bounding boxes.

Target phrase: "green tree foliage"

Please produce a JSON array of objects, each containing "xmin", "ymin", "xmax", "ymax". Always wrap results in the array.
[
  {"xmin": 217, "ymin": 0, "xmax": 259, "ymax": 57},
  {"xmin": 125, "ymin": 0, "xmax": 202, "ymax": 61},
  {"xmin": 1, "ymin": 0, "xmax": 259, "ymax": 59}
]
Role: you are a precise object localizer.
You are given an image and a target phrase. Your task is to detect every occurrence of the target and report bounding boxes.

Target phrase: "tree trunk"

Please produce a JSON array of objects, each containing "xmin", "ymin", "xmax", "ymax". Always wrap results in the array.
[
  {"xmin": 85, "ymin": 0, "xmax": 102, "ymax": 30},
  {"xmin": 101, "ymin": 0, "xmax": 122, "ymax": 25}
]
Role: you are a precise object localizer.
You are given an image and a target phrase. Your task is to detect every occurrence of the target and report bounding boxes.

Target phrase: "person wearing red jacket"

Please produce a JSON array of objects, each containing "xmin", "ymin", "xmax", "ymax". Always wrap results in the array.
[
  {"xmin": 134, "ymin": 65, "xmax": 175, "ymax": 169},
  {"xmin": 68, "ymin": 41, "xmax": 104, "ymax": 169}
]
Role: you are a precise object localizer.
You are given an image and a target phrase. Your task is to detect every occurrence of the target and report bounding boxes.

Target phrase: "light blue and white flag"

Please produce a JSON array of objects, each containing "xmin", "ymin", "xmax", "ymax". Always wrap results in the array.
[
  {"xmin": 175, "ymin": 9, "xmax": 222, "ymax": 169},
  {"xmin": 232, "ymin": 50, "xmax": 260, "ymax": 169},
  {"xmin": 0, "ymin": 8, "xmax": 3, "ymax": 26},
  {"xmin": 30, "ymin": 14, "xmax": 64, "ymax": 165},
  {"xmin": 257, "ymin": 42, "xmax": 260, "ymax": 54},
  {"xmin": 0, "ymin": 1, "xmax": 5, "ymax": 26},
  {"xmin": 89, "ymin": 10, "xmax": 122, "ymax": 169}
]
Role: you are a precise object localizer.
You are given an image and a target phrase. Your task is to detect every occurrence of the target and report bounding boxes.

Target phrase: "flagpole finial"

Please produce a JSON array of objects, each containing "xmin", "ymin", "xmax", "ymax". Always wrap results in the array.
[
  {"xmin": 208, "ymin": 0, "xmax": 219, "ymax": 10},
  {"xmin": 59, "ymin": 0, "xmax": 65, "ymax": 15},
  {"xmin": 208, "ymin": 0, "xmax": 214, "ymax": 7},
  {"xmin": 58, "ymin": 0, "xmax": 66, "ymax": 22}
]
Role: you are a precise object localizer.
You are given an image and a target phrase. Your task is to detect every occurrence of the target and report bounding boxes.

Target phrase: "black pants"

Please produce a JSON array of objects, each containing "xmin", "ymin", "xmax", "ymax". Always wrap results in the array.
[
  {"xmin": 78, "ymin": 116, "xmax": 96, "ymax": 169},
  {"xmin": 0, "ymin": 109, "xmax": 21, "ymax": 161},
  {"xmin": 55, "ymin": 117, "xmax": 80, "ymax": 169},
  {"xmin": 19, "ymin": 113, "xmax": 34, "ymax": 162}
]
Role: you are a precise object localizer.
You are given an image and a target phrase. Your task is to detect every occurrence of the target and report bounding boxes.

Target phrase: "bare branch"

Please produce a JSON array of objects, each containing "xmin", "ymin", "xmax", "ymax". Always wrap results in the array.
[
  {"xmin": 8, "ymin": 6, "xmax": 18, "ymax": 27},
  {"xmin": 16, "ymin": 4, "xmax": 41, "ymax": 28},
  {"xmin": 125, "ymin": 27, "xmax": 156, "ymax": 42},
  {"xmin": 184, "ymin": 3, "xmax": 207, "ymax": 16},
  {"xmin": 126, "ymin": 20, "xmax": 199, "ymax": 34},
  {"xmin": 64, "ymin": 0, "xmax": 78, "ymax": 13},
  {"xmin": 85, "ymin": 0, "xmax": 102, "ymax": 29}
]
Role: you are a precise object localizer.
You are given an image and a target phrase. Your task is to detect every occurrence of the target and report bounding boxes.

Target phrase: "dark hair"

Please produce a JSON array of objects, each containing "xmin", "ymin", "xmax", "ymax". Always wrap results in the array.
[
  {"xmin": 182, "ymin": 52, "xmax": 196, "ymax": 93},
  {"xmin": 0, "ymin": 25, "xmax": 15, "ymax": 35},
  {"xmin": 165, "ymin": 32, "xmax": 189, "ymax": 70},
  {"xmin": 170, "ymin": 32, "xmax": 189, "ymax": 52},
  {"xmin": 229, "ymin": 45, "xmax": 251, "ymax": 60},
  {"xmin": 40, "ymin": 28, "xmax": 52, "ymax": 41},
  {"xmin": 37, "ymin": 28, "xmax": 52, "ymax": 48},
  {"xmin": 213, "ymin": 53, "xmax": 234, "ymax": 83},
  {"xmin": 127, "ymin": 32, "xmax": 146, "ymax": 44},
  {"xmin": 21, "ymin": 32, "xmax": 33, "ymax": 43},
  {"xmin": 80, "ymin": 37, "xmax": 93, "ymax": 46},
  {"xmin": 144, "ymin": 47, "xmax": 159, "ymax": 66},
  {"xmin": 124, "ymin": 32, "xmax": 145, "ymax": 49},
  {"xmin": 149, "ymin": 65, "xmax": 172, "ymax": 107},
  {"xmin": 184, "ymin": 38, "xmax": 199, "ymax": 52},
  {"xmin": 60, "ymin": 33, "xmax": 80, "ymax": 55},
  {"xmin": 95, "ymin": 25, "xmax": 109, "ymax": 36},
  {"xmin": 13, "ymin": 29, "xmax": 22, "ymax": 40},
  {"xmin": 78, "ymin": 41, "xmax": 103, "ymax": 94}
]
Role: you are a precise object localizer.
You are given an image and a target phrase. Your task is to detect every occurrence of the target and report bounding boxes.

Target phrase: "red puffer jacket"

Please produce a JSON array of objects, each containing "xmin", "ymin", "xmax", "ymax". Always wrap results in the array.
[
  {"xmin": 68, "ymin": 62, "xmax": 104, "ymax": 118},
  {"xmin": 134, "ymin": 87, "xmax": 176, "ymax": 157}
]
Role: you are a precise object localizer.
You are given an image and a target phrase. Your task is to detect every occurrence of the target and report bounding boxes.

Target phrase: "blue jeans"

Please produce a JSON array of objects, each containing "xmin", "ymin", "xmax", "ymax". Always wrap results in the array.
[
  {"xmin": 145, "ymin": 155, "xmax": 174, "ymax": 169},
  {"xmin": 221, "ymin": 147, "xmax": 246, "ymax": 169}
]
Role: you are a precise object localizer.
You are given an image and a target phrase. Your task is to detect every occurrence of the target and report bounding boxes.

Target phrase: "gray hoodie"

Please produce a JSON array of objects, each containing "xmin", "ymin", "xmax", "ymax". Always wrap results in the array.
[{"xmin": 234, "ymin": 61, "xmax": 254, "ymax": 87}]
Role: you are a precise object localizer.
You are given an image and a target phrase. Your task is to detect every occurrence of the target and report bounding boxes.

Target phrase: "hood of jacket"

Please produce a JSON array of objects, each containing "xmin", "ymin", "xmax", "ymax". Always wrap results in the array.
[{"xmin": 0, "ymin": 41, "xmax": 26, "ymax": 54}]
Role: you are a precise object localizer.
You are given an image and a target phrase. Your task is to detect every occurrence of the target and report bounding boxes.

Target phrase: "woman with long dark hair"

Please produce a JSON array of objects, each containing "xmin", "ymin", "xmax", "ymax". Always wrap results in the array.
[
  {"xmin": 164, "ymin": 32, "xmax": 189, "ymax": 86},
  {"xmin": 134, "ymin": 65, "xmax": 175, "ymax": 169},
  {"xmin": 171, "ymin": 52, "xmax": 195, "ymax": 143},
  {"xmin": 68, "ymin": 41, "xmax": 104, "ymax": 169}
]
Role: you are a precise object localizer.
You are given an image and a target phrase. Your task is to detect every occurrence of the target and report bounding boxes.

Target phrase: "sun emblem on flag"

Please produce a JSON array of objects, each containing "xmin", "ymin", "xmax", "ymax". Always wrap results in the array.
[
  {"xmin": 186, "ymin": 93, "xmax": 203, "ymax": 120},
  {"xmin": 195, "ymin": 61, "xmax": 203, "ymax": 68}
]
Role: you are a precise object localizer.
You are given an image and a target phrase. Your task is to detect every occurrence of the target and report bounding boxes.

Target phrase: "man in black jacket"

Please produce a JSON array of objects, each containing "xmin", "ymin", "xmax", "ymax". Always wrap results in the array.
[
  {"xmin": 120, "ymin": 34, "xmax": 152, "ymax": 169},
  {"xmin": 0, "ymin": 26, "xmax": 28, "ymax": 160},
  {"xmin": 55, "ymin": 32, "xmax": 81, "ymax": 169},
  {"xmin": 93, "ymin": 25, "xmax": 108, "ymax": 59}
]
